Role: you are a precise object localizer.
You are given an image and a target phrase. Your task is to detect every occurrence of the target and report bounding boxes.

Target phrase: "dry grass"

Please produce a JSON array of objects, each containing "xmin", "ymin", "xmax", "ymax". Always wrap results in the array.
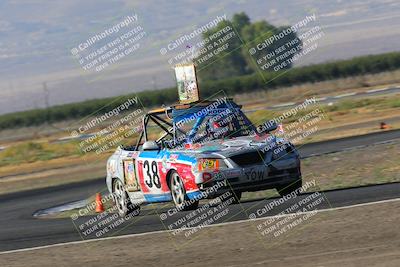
[{"xmin": 236, "ymin": 69, "xmax": 400, "ymax": 108}]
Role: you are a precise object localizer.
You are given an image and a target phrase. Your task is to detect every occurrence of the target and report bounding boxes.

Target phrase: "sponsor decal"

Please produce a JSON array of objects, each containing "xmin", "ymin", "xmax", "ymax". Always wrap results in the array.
[
  {"xmin": 198, "ymin": 159, "xmax": 219, "ymax": 171},
  {"xmin": 123, "ymin": 159, "xmax": 140, "ymax": 191}
]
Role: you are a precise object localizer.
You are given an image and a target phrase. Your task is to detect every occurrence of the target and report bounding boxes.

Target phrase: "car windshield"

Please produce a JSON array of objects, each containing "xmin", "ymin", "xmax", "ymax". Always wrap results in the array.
[{"xmin": 174, "ymin": 107, "xmax": 255, "ymax": 145}]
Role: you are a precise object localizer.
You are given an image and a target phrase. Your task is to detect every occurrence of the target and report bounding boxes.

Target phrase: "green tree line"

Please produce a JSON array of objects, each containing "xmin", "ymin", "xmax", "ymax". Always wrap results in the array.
[{"xmin": 195, "ymin": 12, "xmax": 302, "ymax": 81}]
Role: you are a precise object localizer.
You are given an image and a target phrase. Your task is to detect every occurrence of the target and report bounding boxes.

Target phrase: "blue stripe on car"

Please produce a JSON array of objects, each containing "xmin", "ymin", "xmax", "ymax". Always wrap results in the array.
[
  {"xmin": 144, "ymin": 193, "xmax": 172, "ymax": 202},
  {"xmin": 186, "ymin": 190, "xmax": 202, "ymax": 200}
]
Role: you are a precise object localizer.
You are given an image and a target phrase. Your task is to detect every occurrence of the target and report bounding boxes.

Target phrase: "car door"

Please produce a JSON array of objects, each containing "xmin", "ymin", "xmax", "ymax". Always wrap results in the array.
[
  {"xmin": 136, "ymin": 149, "xmax": 171, "ymax": 202},
  {"xmin": 119, "ymin": 150, "xmax": 141, "ymax": 192}
]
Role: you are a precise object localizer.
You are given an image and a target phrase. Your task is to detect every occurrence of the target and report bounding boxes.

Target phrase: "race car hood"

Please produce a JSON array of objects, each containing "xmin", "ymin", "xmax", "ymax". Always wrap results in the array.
[{"xmin": 171, "ymin": 134, "xmax": 288, "ymax": 159}]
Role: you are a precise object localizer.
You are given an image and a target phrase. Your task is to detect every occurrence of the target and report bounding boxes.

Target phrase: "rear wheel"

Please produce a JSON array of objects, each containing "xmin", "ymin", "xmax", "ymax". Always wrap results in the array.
[
  {"xmin": 113, "ymin": 179, "xmax": 140, "ymax": 217},
  {"xmin": 170, "ymin": 171, "xmax": 199, "ymax": 211},
  {"xmin": 277, "ymin": 177, "xmax": 302, "ymax": 197}
]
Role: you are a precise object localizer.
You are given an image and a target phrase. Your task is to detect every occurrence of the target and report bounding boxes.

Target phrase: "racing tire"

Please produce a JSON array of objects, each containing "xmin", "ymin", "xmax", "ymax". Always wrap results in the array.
[
  {"xmin": 113, "ymin": 179, "xmax": 140, "ymax": 217},
  {"xmin": 170, "ymin": 171, "xmax": 199, "ymax": 211},
  {"xmin": 277, "ymin": 177, "xmax": 303, "ymax": 197}
]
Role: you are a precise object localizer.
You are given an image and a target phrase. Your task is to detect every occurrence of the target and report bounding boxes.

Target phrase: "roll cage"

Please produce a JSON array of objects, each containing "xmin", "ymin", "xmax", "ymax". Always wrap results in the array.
[{"xmin": 133, "ymin": 99, "xmax": 256, "ymax": 150}]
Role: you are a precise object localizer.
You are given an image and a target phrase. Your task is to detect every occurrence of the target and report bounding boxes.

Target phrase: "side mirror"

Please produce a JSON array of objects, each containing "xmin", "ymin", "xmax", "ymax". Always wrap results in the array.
[
  {"xmin": 142, "ymin": 141, "xmax": 160, "ymax": 151},
  {"xmin": 257, "ymin": 120, "xmax": 278, "ymax": 134}
]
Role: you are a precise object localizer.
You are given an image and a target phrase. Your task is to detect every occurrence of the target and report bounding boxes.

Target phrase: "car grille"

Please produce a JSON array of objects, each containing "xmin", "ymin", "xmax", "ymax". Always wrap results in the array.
[{"xmin": 230, "ymin": 151, "xmax": 266, "ymax": 167}]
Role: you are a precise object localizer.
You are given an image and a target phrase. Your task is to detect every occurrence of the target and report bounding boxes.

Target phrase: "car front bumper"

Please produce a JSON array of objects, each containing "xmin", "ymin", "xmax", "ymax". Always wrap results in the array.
[{"xmin": 196, "ymin": 156, "xmax": 301, "ymax": 197}]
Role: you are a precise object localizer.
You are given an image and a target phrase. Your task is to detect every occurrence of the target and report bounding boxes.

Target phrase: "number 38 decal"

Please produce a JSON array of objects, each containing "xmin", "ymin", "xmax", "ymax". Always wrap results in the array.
[{"xmin": 143, "ymin": 160, "xmax": 161, "ymax": 188}]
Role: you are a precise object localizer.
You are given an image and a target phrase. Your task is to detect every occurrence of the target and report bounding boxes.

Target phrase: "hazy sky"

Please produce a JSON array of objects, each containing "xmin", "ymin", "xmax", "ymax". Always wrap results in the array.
[{"xmin": 1, "ymin": 0, "xmax": 400, "ymax": 114}]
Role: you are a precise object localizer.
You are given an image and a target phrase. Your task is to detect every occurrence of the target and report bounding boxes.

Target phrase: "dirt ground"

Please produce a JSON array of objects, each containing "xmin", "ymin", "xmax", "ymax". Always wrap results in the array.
[
  {"xmin": 1, "ymin": 199, "xmax": 399, "ymax": 267},
  {"xmin": 302, "ymin": 140, "xmax": 400, "ymax": 189}
]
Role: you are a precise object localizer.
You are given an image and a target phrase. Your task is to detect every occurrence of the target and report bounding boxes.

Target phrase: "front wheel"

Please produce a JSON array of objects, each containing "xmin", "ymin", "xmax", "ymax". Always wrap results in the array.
[
  {"xmin": 170, "ymin": 171, "xmax": 199, "ymax": 211},
  {"xmin": 277, "ymin": 177, "xmax": 302, "ymax": 197},
  {"xmin": 113, "ymin": 179, "xmax": 140, "ymax": 217}
]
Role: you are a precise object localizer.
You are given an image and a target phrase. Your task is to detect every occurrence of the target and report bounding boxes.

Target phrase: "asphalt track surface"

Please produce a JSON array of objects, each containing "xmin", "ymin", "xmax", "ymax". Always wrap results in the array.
[{"xmin": 0, "ymin": 129, "xmax": 400, "ymax": 252}]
